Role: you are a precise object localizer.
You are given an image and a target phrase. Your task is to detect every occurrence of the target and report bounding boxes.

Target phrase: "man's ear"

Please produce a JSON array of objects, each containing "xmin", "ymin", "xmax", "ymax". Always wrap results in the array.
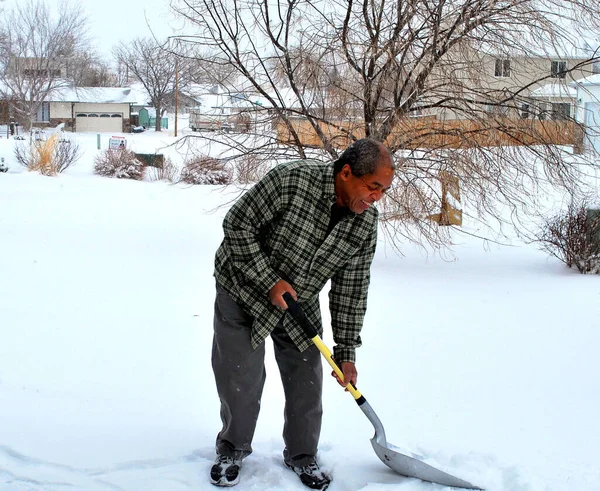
[{"xmin": 341, "ymin": 164, "xmax": 352, "ymax": 180}]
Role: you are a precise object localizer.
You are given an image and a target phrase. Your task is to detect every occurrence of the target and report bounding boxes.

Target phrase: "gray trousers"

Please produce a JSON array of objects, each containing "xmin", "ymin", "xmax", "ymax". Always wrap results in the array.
[{"xmin": 212, "ymin": 285, "xmax": 323, "ymax": 465}]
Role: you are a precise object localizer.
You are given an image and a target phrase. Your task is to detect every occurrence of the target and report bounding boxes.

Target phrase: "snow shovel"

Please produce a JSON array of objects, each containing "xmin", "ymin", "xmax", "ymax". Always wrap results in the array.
[{"xmin": 283, "ymin": 293, "xmax": 482, "ymax": 490}]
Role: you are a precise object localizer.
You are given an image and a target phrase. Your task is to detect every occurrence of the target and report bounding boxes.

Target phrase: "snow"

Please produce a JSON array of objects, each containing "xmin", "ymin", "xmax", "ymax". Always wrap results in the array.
[
  {"xmin": 572, "ymin": 73, "xmax": 600, "ymax": 87},
  {"xmin": 48, "ymin": 87, "xmax": 140, "ymax": 104},
  {"xmin": 1, "ymin": 128, "xmax": 599, "ymax": 491},
  {"xmin": 530, "ymin": 83, "xmax": 576, "ymax": 98}
]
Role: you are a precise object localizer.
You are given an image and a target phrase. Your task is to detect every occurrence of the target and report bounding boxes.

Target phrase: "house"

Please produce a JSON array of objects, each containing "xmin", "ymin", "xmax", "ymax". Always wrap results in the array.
[
  {"xmin": 411, "ymin": 35, "xmax": 597, "ymax": 121},
  {"xmin": 184, "ymin": 84, "xmax": 271, "ymax": 131},
  {"xmin": 529, "ymin": 82, "xmax": 578, "ymax": 120},
  {"xmin": 34, "ymin": 87, "xmax": 138, "ymax": 133},
  {"xmin": 8, "ymin": 56, "xmax": 71, "ymax": 80},
  {"xmin": 572, "ymin": 74, "xmax": 600, "ymax": 153}
]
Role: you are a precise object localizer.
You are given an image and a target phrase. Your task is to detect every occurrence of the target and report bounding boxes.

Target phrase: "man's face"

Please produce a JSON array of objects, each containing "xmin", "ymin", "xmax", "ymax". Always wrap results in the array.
[{"xmin": 337, "ymin": 163, "xmax": 395, "ymax": 214}]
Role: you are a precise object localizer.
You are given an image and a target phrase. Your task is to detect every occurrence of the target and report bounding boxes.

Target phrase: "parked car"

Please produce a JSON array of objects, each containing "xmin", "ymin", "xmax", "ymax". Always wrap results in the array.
[
  {"xmin": 0, "ymin": 157, "xmax": 8, "ymax": 173},
  {"xmin": 189, "ymin": 108, "xmax": 232, "ymax": 132}
]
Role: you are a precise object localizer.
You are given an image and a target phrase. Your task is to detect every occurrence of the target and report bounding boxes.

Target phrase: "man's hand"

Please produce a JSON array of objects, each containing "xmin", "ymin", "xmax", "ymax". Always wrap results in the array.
[
  {"xmin": 332, "ymin": 361, "xmax": 357, "ymax": 389},
  {"xmin": 269, "ymin": 279, "xmax": 297, "ymax": 309}
]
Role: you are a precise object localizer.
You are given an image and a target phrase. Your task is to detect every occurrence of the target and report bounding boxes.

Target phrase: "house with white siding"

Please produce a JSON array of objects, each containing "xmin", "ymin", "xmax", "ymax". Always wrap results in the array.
[
  {"xmin": 572, "ymin": 74, "xmax": 600, "ymax": 153},
  {"xmin": 34, "ymin": 87, "xmax": 138, "ymax": 133}
]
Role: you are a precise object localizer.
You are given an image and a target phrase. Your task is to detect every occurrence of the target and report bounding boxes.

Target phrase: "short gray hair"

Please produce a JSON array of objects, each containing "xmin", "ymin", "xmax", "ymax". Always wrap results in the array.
[{"xmin": 333, "ymin": 138, "xmax": 394, "ymax": 176}]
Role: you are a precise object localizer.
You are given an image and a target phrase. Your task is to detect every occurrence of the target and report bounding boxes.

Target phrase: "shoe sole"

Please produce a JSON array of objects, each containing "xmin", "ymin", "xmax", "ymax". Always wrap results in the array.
[
  {"xmin": 210, "ymin": 463, "xmax": 241, "ymax": 487},
  {"xmin": 210, "ymin": 476, "xmax": 240, "ymax": 487},
  {"xmin": 284, "ymin": 461, "xmax": 330, "ymax": 490}
]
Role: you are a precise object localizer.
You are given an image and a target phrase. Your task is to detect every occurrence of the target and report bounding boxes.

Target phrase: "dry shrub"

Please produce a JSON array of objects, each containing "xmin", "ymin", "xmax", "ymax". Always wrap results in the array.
[
  {"xmin": 146, "ymin": 157, "xmax": 179, "ymax": 183},
  {"xmin": 94, "ymin": 149, "xmax": 145, "ymax": 180},
  {"xmin": 180, "ymin": 155, "xmax": 232, "ymax": 185},
  {"xmin": 14, "ymin": 134, "xmax": 81, "ymax": 175},
  {"xmin": 234, "ymin": 153, "xmax": 270, "ymax": 184},
  {"xmin": 537, "ymin": 200, "xmax": 600, "ymax": 274}
]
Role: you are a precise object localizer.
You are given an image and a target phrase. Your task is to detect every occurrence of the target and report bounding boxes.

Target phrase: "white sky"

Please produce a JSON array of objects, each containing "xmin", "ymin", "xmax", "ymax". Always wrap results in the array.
[{"xmin": 4, "ymin": 0, "xmax": 182, "ymax": 60}]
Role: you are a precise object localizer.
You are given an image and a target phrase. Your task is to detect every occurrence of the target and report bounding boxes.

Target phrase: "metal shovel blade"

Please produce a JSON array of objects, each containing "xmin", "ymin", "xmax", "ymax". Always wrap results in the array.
[
  {"xmin": 371, "ymin": 440, "xmax": 481, "ymax": 489},
  {"xmin": 360, "ymin": 400, "xmax": 482, "ymax": 490}
]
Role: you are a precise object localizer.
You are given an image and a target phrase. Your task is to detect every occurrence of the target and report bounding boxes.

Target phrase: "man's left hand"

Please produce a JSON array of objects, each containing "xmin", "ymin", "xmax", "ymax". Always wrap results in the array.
[{"xmin": 332, "ymin": 361, "xmax": 357, "ymax": 389}]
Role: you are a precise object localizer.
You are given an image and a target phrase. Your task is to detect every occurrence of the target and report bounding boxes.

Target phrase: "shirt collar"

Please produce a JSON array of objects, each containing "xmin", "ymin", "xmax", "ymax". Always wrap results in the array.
[
  {"xmin": 322, "ymin": 162, "xmax": 337, "ymax": 203},
  {"xmin": 322, "ymin": 161, "xmax": 357, "ymax": 218}
]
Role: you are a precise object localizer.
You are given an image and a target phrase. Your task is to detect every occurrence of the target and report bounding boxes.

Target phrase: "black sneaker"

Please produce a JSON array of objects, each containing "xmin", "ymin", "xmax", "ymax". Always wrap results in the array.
[
  {"xmin": 285, "ymin": 460, "xmax": 331, "ymax": 490},
  {"xmin": 210, "ymin": 454, "xmax": 242, "ymax": 487}
]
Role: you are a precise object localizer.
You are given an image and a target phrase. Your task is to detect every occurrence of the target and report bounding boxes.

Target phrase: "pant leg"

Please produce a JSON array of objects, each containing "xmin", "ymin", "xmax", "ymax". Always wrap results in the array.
[
  {"xmin": 271, "ymin": 322, "xmax": 323, "ymax": 466},
  {"xmin": 212, "ymin": 285, "xmax": 266, "ymax": 459}
]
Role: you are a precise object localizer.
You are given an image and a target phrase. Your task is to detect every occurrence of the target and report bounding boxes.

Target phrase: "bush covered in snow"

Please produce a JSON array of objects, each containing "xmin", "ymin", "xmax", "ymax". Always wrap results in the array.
[
  {"xmin": 94, "ymin": 149, "xmax": 145, "ymax": 180},
  {"xmin": 14, "ymin": 135, "xmax": 81, "ymax": 176},
  {"xmin": 537, "ymin": 199, "xmax": 600, "ymax": 274},
  {"xmin": 180, "ymin": 156, "xmax": 232, "ymax": 185},
  {"xmin": 146, "ymin": 157, "xmax": 179, "ymax": 183}
]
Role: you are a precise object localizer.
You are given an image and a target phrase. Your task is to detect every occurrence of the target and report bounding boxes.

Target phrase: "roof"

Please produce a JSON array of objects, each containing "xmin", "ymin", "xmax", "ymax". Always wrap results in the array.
[
  {"xmin": 531, "ymin": 82, "xmax": 577, "ymax": 98},
  {"xmin": 184, "ymin": 84, "xmax": 269, "ymax": 111},
  {"xmin": 570, "ymin": 74, "xmax": 600, "ymax": 86},
  {"xmin": 476, "ymin": 25, "xmax": 595, "ymax": 60},
  {"xmin": 49, "ymin": 87, "xmax": 139, "ymax": 104}
]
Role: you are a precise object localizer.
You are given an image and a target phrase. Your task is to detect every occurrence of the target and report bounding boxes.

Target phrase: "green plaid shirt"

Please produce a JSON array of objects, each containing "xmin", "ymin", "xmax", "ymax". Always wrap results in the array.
[{"xmin": 214, "ymin": 159, "xmax": 378, "ymax": 363}]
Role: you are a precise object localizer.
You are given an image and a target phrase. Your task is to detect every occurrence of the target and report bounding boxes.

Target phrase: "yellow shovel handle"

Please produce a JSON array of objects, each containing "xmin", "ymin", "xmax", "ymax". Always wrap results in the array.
[
  {"xmin": 310, "ymin": 334, "xmax": 363, "ymax": 401},
  {"xmin": 282, "ymin": 292, "xmax": 363, "ymax": 401}
]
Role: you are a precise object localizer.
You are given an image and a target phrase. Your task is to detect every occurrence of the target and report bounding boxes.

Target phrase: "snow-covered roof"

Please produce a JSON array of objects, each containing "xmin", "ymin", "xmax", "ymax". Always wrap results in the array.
[
  {"xmin": 126, "ymin": 84, "xmax": 151, "ymax": 106},
  {"xmin": 531, "ymin": 82, "xmax": 577, "ymax": 98},
  {"xmin": 570, "ymin": 74, "xmax": 600, "ymax": 86},
  {"xmin": 49, "ymin": 87, "xmax": 139, "ymax": 104},
  {"xmin": 476, "ymin": 24, "xmax": 595, "ymax": 60},
  {"xmin": 185, "ymin": 84, "xmax": 269, "ymax": 111}
]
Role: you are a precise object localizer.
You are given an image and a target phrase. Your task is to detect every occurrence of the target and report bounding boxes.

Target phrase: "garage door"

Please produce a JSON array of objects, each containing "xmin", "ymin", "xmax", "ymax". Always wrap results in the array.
[
  {"xmin": 76, "ymin": 113, "xmax": 123, "ymax": 133},
  {"xmin": 584, "ymin": 102, "xmax": 600, "ymax": 153}
]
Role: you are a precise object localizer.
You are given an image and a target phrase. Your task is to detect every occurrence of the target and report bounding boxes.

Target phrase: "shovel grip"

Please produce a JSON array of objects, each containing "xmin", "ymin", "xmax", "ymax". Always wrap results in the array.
[{"xmin": 282, "ymin": 292, "xmax": 318, "ymax": 338}]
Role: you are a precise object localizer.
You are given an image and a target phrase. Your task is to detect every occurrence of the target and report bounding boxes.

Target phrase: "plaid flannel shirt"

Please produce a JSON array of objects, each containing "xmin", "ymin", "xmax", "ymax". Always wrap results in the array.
[{"xmin": 214, "ymin": 159, "xmax": 378, "ymax": 363}]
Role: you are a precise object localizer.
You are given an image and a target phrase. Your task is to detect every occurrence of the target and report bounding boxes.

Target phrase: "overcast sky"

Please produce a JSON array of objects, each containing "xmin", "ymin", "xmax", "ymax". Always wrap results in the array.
[{"xmin": 4, "ymin": 0, "xmax": 182, "ymax": 59}]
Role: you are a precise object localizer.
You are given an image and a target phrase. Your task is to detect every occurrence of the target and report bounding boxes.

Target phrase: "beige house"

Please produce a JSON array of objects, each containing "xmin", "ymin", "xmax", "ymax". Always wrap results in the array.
[
  {"xmin": 419, "ymin": 44, "xmax": 596, "ymax": 121},
  {"xmin": 34, "ymin": 87, "xmax": 138, "ymax": 133},
  {"xmin": 8, "ymin": 56, "xmax": 70, "ymax": 79}
]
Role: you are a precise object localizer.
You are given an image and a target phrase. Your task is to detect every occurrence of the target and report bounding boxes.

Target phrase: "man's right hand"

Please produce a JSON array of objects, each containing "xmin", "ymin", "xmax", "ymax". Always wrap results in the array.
[{"xmin": 269, "ymin": 279, "xmax": 297, "ymax": 309}]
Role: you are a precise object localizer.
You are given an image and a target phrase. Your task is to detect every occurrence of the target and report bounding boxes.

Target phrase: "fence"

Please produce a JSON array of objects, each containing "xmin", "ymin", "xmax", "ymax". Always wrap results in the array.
[{"xmin": 276, "ymin": 117, "xmax": 577, "ymax": 149}]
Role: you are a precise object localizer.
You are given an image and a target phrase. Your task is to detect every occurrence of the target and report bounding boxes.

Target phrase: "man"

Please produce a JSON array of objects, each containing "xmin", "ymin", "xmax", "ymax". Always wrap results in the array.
[{"xmin": 210, "ymin": 138, "xmax": 395, "ymax": 489}]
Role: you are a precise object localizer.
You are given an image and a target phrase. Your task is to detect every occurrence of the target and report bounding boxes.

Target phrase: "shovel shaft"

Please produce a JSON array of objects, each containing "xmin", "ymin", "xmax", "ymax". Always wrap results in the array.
[
  {"xmin": 283, "ymin": 293, "xmax": 364, "ymax": 402},
  {"xmin": 310, "ymin": 334, "xmax": 364, "ymax": 401}
]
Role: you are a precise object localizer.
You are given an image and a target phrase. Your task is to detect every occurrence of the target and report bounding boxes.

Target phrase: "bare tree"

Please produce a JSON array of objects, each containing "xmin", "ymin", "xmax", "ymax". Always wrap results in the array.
[
  {"xmin": 114, "ymin": 37, "xmax": 191, "ymax": 132},
  {"xmin": 188, "ymin": 52, "xmax": 239, "ymax": 86},
  {"xmin": 170, "ymin": 0, "xmax": 600, "ymax": 249},
  {"xmin": 0, "ymin": 0, "xmax": 90, "ymax": 131},
  {"xmin": 67, "ymin": 53, "xmax": 118, "ymax": 87}
]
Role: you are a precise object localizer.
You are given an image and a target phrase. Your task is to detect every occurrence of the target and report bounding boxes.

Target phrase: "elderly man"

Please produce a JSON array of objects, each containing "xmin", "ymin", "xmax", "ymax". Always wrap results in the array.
[{"xmin": 210, "ymin": 138, "xmax": 394, "ymax": 489}]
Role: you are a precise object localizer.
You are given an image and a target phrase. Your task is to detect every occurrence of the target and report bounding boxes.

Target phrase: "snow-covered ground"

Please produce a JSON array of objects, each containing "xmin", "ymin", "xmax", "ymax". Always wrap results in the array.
[{"xmin": 0, "ymin": 128, "xmax": 599, "ymax": 491}]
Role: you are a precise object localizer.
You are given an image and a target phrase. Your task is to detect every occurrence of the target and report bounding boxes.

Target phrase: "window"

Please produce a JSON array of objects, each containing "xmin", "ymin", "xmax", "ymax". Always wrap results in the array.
[
  {"xmin": 34, "ymin": 102, "xmax": 50, "ymax": 122},
  {"xmin": 520, "ymin": 103, "xmax": 530, "ymax": 119},
  {"xmin": 23, "ymin": 68, "xmax": 61, "ymax": 78},
  {"xmin": 551, "ymin": 103, "xmax": 571, "ymax": 120},
  {"xmin": 551, "ymin": 61, "xmax": 567, "ymax": 79},
  {"xmin": 486, "ymin": 103, "xmax": 509, "ymax": 116},
  {"xmin": 494, "ymin": 59, "xmax": 511, "ymax": 77},
  {"xmin": 409, "ymin": 106, "xmax": 424, "ymax": 117},
  {"xmin": 593, "ymin": 61, "xmax": 600, "ymax": 74}
]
